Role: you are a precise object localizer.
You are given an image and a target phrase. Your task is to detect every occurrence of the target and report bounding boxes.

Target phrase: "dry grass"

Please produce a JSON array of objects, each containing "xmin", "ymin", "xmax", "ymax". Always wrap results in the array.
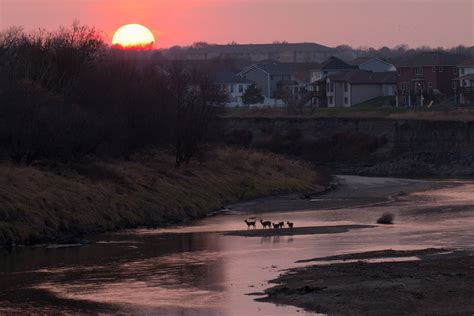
[{"xmin": 0, "ymin": 148, "xmax": 323, "ymax": 245}]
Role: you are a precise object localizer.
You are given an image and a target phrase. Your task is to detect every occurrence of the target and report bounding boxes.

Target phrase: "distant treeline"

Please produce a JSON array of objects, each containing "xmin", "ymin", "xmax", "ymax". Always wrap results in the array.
[
  {"xmin": 0, "ymin": 24, "xmax": 225, "ymax": 165},
  {"xmin": 160, "ymin": 42, "xmax": 474, "ymax": 62},
  {"xmin": 332, "ymin": 44, "xmax": 474, "ymax": 62}
]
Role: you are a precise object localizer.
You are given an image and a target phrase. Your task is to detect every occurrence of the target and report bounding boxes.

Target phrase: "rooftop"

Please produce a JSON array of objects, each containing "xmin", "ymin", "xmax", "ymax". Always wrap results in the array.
[
  {"xmin": 453, "ymin": 74, "xmax": 474, "ymax": 81},
  {"xmin": 314, "ymin": 56, "xmax": 357, "ymax": 70},
  {"xmin": 327, "ymin": 69, "xmax": 397, "ymax": 84},
  {"xmin": 460, "ymin": 58, "xmax": 474, "ymax": 67},
  {"xmin": 393, "ymin": 52, "xmax": 467, "ymax": 67},
  {"xmin": 348, "ymin": 57, "xmax": 374, "ymax": 66},
  {"xmin": 241, "ymin": 61, "xmax": 319, "ymax": 77},
  {"xmin": 212, "ymin": 72, "xmax": 253, "ymax": 84}
]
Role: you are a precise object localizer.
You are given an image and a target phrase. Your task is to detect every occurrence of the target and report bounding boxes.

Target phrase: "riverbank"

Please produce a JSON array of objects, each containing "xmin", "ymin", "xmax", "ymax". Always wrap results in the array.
[
  {"xmin": 224, "ymin": 116, "xmax": 474, "ymax": 177},
  {"xmin": 224, "ymin": 225, "xmax": 374, "ymax": 237},
  {"xmin": 0, "ymin": 148, "xmax": 327, "ymax": 247},
  {"xmin": 259, "ymin": 248, "xmax": 474, "ymax": 315}
]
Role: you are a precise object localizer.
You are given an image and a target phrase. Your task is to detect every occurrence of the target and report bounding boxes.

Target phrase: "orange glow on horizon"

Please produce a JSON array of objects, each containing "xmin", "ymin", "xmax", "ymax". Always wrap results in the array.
[{"xmin": 112, "ymin": 24, "xmax": 155, "ymax": 50}]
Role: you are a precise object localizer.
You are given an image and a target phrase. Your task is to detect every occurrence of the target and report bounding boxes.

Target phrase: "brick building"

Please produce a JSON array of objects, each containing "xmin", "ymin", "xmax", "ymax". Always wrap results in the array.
[{"xmin": 394, "ymin": 52, "xmax": 466, "ymax": 106}]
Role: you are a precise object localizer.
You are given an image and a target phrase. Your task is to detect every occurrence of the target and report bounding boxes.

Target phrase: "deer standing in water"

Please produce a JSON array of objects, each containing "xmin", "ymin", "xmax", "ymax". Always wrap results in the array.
[
  {"xmin": 287, "ymin": 221, "xmax": 294, "ymax": 229},
  {"xmin": 260, "ymin": 219, "xmax": 272, "ymax": 229},
  {"xmin": 244, "ymin": 219, "xmax": 256, "ymax": 229}
]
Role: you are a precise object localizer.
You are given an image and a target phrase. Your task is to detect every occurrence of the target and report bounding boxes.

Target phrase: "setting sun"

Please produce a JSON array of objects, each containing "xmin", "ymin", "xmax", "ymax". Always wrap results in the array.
[{"xmin": 112, "ymin": 24, "xmax": 155, "ymax": 50}]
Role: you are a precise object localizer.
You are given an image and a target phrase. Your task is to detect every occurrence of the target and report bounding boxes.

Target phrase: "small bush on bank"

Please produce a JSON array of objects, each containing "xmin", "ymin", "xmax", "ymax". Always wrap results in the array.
[{"xmin": 377, "ymin": 212, "xmax": 395, "ymax": 225}]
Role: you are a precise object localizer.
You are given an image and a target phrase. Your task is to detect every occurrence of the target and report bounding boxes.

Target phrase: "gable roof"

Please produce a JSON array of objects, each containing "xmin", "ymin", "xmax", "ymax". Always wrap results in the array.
[
  {"xmin": 349, "ymin": 57, "xmax": 373, "ymax": 66},
  {"xmin": 212, "ymin": 72, "xmax": 253, "ymax": 84},
  {"xmin": 393, "ymin": 52, "xmax": 467, "ymax": 67},
  {"xmin": 239, "ymin": 61, "xmax": 319, "ymax": 77},
  {"xmin": 327, "ymin": 70, "xmax": 397, "ymax": 84},
  {"xmin": 315, "ymin": 56, "xmax": 357, "ymax": 71}
]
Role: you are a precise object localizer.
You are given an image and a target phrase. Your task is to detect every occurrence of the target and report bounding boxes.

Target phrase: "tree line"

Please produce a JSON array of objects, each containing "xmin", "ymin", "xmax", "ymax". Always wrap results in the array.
[{"xmin": 0, "ymin": 24, "xmax": 225, "ymax": 165}]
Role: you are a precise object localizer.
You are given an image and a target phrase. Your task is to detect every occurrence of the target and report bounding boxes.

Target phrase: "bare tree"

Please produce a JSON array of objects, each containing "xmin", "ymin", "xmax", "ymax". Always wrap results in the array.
[{"xmin": 168, "ymin": 64, "xmax": 225, "ymax": 165}]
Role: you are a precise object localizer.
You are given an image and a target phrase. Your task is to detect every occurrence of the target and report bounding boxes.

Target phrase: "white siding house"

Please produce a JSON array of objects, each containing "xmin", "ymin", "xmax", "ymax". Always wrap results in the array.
[
  {"xmin": 324, "ymin": 70, "xmax": 397, "ymax": 107},
  {"xmin": 454, "ymin": 59, "xmax": 474, "ymax": 105},
  {"xmin": 212, "ymin": 72, "xmax": 253, "ymax": 107}
]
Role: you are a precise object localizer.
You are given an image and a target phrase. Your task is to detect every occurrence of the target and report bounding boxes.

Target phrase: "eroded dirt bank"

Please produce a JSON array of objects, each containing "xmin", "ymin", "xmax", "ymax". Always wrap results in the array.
[
  {"xmin": 224, "ymin": 117, "xmax": 474, "ymax": 177},
  {"xmin": 259, "ymin": 249, "xmax": 474, "ymax": 315}
]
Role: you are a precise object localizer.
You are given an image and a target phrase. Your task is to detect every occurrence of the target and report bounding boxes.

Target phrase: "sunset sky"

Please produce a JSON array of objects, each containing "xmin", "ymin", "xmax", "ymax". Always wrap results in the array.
[{"xmin": 0, "ymin": 0, "xmax": 472, "ymax": 49}]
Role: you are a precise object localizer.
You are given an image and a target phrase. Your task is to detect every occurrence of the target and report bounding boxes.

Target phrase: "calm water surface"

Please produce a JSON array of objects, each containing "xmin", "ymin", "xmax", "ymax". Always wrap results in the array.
[{"xmin": 1, "ymin": 176, "xmax": 473, "ymax": 315}]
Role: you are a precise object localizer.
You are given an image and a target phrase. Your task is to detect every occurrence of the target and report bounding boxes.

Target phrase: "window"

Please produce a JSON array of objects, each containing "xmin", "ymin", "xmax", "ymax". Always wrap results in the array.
[
  {"xmin": 453, "ymin": 68, "xmax": 458, "ymax": 74},
  {"xmin": 331, "ymin": 83, "xmax": 334, "ymax": 92},
  {"xmin": 438, "ymin": 67, "xmax": 443, "ymax": 72},
  {"xmin": 415, "ymin": 67, "xmax": 423, "ymax": 75},
  {"xmin": 344, "ymin": 82, "xmax": 348, "ymax": 92},
  {"xmin": 400, "ymin": 82, "xmax": 409, "ymax": 91},
  {"xmin": 326, "ymin": 82, "xmax": 330, "ymax": 91},
  {"xmin": 428, "ymin": 82, "xmax": 433, "ymax": 88},
  {"xmin": 432, "ymin": 67, "xmax": 436, "ymax": 73},
  {"xmin": 328, "ymin": 96, "xmax": 333, "ymax": 104},
  {"xmin": 403, "ymin": 96, "xmax": 408, "ymax": 104},
  {"xmin": 230, "ymin": 85, "xmax": 234, "ymax": 93},
  {"xmin": 460, "ymin": 68, "xmax": 465, "ymax": 75},
  {"xmin": 344, "ymin": 97, "xmax": 348, "ymax": 104},
  {"xmin": 238, "ymin": 85, "xmax": 243, "ymax": 93},
  {"xmin": 397, "ymin": 68, "xmax": 401, "ymax": 76}
]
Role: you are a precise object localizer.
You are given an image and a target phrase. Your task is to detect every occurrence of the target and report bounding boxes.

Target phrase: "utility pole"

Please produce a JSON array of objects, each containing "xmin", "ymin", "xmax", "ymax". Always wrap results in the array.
[{"xmin": 421, "ymin": 84, "xmax": 424, "ymax": 107}]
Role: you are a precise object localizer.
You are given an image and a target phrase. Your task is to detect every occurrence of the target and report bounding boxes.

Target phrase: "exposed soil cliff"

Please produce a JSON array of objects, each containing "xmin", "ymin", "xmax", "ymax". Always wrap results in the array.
[{"xmin": 224, "ymin": 117, "xmax": 474, "ymax": 177}]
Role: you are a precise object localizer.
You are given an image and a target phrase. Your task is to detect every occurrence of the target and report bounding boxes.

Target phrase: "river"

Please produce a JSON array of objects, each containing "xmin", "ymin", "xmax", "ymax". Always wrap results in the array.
[{"xmin": 1, "ymin": 176, "xmax": 473, "ymax": 315}]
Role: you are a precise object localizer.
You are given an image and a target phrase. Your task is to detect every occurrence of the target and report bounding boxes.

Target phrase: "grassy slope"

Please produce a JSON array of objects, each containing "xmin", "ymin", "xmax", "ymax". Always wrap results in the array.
[{"xmin": 0, "ymin": 148, "xmax": 324, "ymax": 246}]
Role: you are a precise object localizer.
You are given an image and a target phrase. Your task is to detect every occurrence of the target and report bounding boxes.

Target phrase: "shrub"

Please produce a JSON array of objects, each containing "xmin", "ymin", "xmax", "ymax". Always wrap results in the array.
[{"xmin": 377, "ymin": 212, "xmax": 395, "ymax": 225}]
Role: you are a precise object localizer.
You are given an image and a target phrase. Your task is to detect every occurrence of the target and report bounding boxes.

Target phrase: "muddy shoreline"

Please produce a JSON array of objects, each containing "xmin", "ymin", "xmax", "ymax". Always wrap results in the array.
[
  {"xmin": 224, "ymin": 225, "xmax": 375, "ymax": 237},
  {"xmin": 259, "ymin": 249, "xmax": 474, "ymax": 315}
]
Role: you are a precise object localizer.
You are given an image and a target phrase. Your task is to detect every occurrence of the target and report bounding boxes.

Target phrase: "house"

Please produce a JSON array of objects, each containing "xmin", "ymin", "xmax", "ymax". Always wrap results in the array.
[
  {"xmin": 181, "ymin": 42, "xmax": 334, "ymax": 63},
  {"xmin": 453, "ymin": 59, "xmax": 474, "ymax": 105},
  {"xmin": 394, "ymin": 52, "xmax": 466, "ymax": 106},
  {"xmin": 238, "ymin": 61, "xmax": 316, "ymax": 101},
  {"xmin": 212, "ymin": 72, "xmax": 253, "ymax": 107},
  {"xmin": 308, "ymin": 56, "xmax": 356, "ymax": 107},
  {"xmin": 323, "ymin": 70, "xmax": 397, "ymax": 107},
  {"xmin": 349, "ymin": 57, "xmax": 396, "ymax": 72}
]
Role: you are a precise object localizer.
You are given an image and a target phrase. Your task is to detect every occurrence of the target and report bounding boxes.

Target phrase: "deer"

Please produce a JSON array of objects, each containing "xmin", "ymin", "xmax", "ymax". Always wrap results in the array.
[
  {"xmin": 286, "ymin": 221, "xmax": 294, "ymax": 229},
  {"xmin": 278, "ymin": 221, "xmax": 285, "ymax": 228},
  {"xmin": 244, "ymin": 219, "xmax": 256, "ymax": 229},
  {"xmin": 260, "ymin": 219, "xmax": 272, "ymax": 229},
  {"xmin": 272, "ymin": 222, "xmax": 281, "ymax": 229}
]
